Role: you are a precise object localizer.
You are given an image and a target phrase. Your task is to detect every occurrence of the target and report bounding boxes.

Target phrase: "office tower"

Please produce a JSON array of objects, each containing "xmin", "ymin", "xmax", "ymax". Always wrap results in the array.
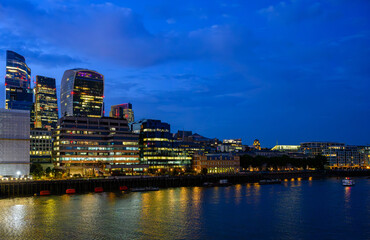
[
  {"xmin": 110, "ymin": 103, "xmax": 134, "ymax": 123},
  {"xmin": 0, "ymin": 109, "xmax": 30, "ymax": 177},
  {"xmin": 60, "ymin": 69, "xmax": 104, "ymax": 118},
  {"xmin": 131, "ymin": 119, "xmax": 191, "ymax": 169},
  {"xmin": 34, "ymin": 76, "xmax": 59, "ymax": 130},
  {"xmin": 5, "ymin": 50, "xmax": 33, "ymax": 110},
  {"xmin": 53, "ymin": 116, "xmax": 140, "ymax": 176}
]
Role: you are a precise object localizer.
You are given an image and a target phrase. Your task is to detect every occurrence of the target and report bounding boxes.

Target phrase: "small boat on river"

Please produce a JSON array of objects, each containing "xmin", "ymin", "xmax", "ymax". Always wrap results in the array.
[
  {"xmin": 131, "ymin": 187, "xmax": 159, "ymax": 192},
  {"xmin": 259, "ymin": 179, "xmax": 281, "ymax": 185},
  {"xmin": 342, "ymin": 177, "xmax": 355, "ymax": 186}
]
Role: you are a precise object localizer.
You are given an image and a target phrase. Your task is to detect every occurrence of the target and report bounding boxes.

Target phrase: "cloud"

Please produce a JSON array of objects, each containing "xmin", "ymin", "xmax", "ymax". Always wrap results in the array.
[
  {"xmin": 0, "ymin": 0, "xmax": 252, "ymax": 68},
  {"xmin": 0, "ymin": 26, "xmax": 82, "ymax": 67},
  {"xmin": 258, "ymin": 0, "xmax": 324, "ymax": 23}
]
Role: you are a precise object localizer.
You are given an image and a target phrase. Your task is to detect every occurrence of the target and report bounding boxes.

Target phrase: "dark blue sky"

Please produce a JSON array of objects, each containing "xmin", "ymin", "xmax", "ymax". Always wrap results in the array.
[{"xmin": 0, "ymin": 0, "xmax": 369, "ymax": 147}]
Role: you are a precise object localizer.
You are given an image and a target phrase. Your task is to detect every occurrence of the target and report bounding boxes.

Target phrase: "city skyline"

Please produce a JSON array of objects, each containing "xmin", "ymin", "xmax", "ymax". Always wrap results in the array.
[{"xmin": 0, "ymin": 0, "xmax": 369, "ymax": 147}]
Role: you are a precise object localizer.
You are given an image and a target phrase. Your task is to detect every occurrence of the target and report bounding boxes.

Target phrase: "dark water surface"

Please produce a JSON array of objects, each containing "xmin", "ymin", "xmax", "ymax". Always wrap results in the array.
[{"xmin": 0, "ymin": 178, "xmax": 369, "ymax": 240}]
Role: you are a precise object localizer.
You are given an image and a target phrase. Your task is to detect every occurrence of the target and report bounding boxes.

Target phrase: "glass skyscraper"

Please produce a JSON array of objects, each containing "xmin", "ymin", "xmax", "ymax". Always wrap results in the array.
[
  {"xmin": 60, "ymin": 69, "xmax": 104, "ymax": 118},
  {"xmin": 5, "ymin": 50, "xmax": 33, "ymax": 111},
  {"xmin": 34, "ymin": 75, "xmax": 59, "ymax": 130},
  {"xmin": 110, "ymin": 103, "xmax": 134, "ymax": 123}
]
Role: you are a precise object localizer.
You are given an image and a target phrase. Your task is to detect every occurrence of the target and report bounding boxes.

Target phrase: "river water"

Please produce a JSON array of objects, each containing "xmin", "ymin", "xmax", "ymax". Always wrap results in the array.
[{"xmin": 0, "ymin": 177, "xmax": 369, "ymax": 240}]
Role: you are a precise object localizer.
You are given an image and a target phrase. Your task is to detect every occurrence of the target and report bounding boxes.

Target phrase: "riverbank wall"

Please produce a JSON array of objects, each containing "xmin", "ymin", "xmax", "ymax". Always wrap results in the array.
[{"xmin": 1, "ymin": 170, "xmax": 369, "ymax": 198}]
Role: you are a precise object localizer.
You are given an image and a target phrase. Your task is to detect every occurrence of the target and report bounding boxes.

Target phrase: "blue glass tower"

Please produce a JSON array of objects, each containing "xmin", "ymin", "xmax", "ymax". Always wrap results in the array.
[{"xmin": 5, "ymin": 50, "xmax": 33, "ymax": 111}]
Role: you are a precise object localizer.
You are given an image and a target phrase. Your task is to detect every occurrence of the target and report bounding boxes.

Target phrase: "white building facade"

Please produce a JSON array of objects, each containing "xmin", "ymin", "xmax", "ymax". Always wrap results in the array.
[{"xmin": 0, "ymin": 109, "xmax": 30, "ymax": 177}]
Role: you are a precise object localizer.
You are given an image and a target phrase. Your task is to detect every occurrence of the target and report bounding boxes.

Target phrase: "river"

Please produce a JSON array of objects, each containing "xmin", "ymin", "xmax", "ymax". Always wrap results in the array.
[{"xmin": 0, "ymin": 177, "xmax": 369, "ymax": 239}]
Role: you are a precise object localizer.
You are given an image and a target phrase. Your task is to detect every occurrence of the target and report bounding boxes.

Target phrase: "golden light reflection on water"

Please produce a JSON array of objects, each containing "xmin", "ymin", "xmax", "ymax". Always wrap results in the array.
[
  {"xmin": 234, "ymin": 184, "xmax": 242, "ymax": 205},
  {"xmin": 138, "ymin": 187, "xmax": 204, "ymax": 239},
  {"xmin": 344, "ymin": 186, "xmax": 351, "ymax": 205}
]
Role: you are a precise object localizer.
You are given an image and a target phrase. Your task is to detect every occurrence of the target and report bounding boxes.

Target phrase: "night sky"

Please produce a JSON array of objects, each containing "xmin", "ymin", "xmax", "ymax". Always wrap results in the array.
[{"xmin": 0, "ymin": 0, "xmax": 369, "ymax": 147}]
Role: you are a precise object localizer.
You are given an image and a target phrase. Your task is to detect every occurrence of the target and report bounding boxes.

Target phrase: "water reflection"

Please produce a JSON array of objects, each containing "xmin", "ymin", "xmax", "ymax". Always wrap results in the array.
[{"xmin": 0, "ymin": 179, "xmax": 368, "ymax": 240}]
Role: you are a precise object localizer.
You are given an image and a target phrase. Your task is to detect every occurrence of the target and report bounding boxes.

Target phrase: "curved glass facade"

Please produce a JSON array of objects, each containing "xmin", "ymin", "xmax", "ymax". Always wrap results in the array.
[
  {"xmin": 60, "ymin": 69, "xmax": 104, "ymax": 118},
  {"xmin": 5, "ymin": 50, "xmax": 33, "ymax": 110}
]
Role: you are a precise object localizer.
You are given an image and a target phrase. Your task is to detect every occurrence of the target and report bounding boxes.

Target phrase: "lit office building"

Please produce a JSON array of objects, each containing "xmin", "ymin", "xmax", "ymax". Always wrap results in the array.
[
  {"xmin": 60, "ymin": 69, "xmax": 104, "ymax": 118},
  {"xmin": 271, "ymin": 145, "xmax": 300, "ymax": 152},
  {"xmin": 131, "ymin": 119, "xmax": 192, "ymax": 169},
  {"xmin": 300, "ymin": 142, "xmax": 344, "ymax": 156},
  {"xmin": 0, "ymin": 109, "xmax": 30, "ymax": 177},
  {"xmin": 30, "ymin": 128, "xmax": 52, "ymax": 164},
  {"xmin": 110, "ymin": 103, "xmax": 134, "ymax": 123},
  {"xmin": 53, "ymin": 116, "xmax": 140, "ymax": 176},
  {"xmin": 323, "ymin": 145, "xmax": 366, "ymax": 168},
  {"xmin": 5, "ymin": 50, "xmax": 33, "ymax": 111},
  {"xmin": 34, "ymin": 75, "xmax": 59, "ymax": 130},
  {"xmin": 218, "ymin": 139, "xmax": 243, "ymax": 152}
]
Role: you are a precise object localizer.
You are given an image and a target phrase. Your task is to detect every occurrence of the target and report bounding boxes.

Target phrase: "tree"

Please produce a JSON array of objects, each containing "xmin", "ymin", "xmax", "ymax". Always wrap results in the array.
[
  {"xmin": 201, "ymin": 168, "xmax": 208, "ymax": 175},
  {"xmin": 30, "ymin": 163, "xmax": 44, "ymax": 178},
  {"xmin": 45, "ymin": 167, "xmax": 52, "ymax": 177}
]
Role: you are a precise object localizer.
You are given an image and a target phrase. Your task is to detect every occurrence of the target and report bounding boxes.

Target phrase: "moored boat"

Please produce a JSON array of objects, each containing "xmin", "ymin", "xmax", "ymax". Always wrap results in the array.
[
  {"xmin": 66, "ymin": 189, "xmax": 76, "ymax": 194},
  {"xmin": 131, "ymin": 187, "xmax": 159, "ymax": 192},
  {"xmin": 40, "ymin": 190, "xmax": 51, "ymax": 196},
  {"xmin": 342, "ymin": 177, "xmax": 355, "ymax": 186},
  {"xmin": 259, "ymin": 179, "xmax": 281, "ymax": 185}
]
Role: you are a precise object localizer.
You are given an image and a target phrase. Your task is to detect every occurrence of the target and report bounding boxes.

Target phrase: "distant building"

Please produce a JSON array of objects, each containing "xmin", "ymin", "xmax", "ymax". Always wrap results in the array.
[
  {"xmin": 110, "ymin": 103, "xmax": 134, "ymax": 123},
  {"xmin": 53, "ymin": 116, "xmax": 140, "ymax": 176},
  {"xmin": 300, "ymin": 142, "xmax": 345, "ymax": 156},
  {"xmin": 34, "ymin": 75, "xmax": 59, "ymax": 130},
  {"xmin": 0, "ymin": 109, "xmax": 30, "ymax": 177},
  {"xmin": 253, "ymin": 139, "xmax": 261, "ymax": 150},
  {"xmin": 218, "ymin": 139, "xmax": 243, "ymax": 152},
  {"xmin": 192, "ymin": 153, "xmax": 240, "ymax": 174},
  {"xmin": 131, "ymin": 119, "xmax": 191, "ymax": 169},
  {"xmin": 5, "ymin": 50, "xmax": 33, "ymax": 111},
  {"xmin": 271, "ymin": 145, "xmax": 300, "ymax": 152},
  {"xmin": 30, "ymin": 128, "xmax": 52, "ymax": 164},
  {"xmin": 323, "ymin": 145, "xmax": 367, "ymax": 168},
  {"xmin": 60, "ymin": 69, "xmax": 104, "ymax": 118}
]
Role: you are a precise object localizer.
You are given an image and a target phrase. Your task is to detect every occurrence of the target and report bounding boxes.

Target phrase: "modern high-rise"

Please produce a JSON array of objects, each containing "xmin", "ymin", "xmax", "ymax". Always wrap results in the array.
[
  {"xmin": 5, "ymin": 50, "xmax": 33, "ymax": 111},
  {"xmin": 0, "ymin": 109, "xmax": 30, "ymax": 177},
  {"xmin": 34, "ymin": 75, "xmax": 58, "ymax": 130},
  {"xmin": 60, "ymin": 69, "xmax": 104, "ymax": 118},
  {"xmin": 110, "ymin": 103, "xmax": 134, "ymax": 123}
]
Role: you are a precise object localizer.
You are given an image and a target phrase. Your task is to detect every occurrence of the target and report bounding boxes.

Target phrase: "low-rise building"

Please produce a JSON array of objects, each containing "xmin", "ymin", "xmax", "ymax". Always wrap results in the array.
[
  {"xmin": 300, "ymin": 142, "xmax": 344, "ymax": 156},
  {"xmin": 323, "ymin": 145, "xmax": 367, "ymax": 168},
  {"xmin": 217, "ymin": 139, "xmax": 243, "ymax": 152},
  {"xmin": 192, "ymin": 153, "xmax": 240, "ymax": 174},
  {"xmin": 131, "ymin": 119, "xmax": 192, "ymax": 169},
  {"xmin": 53, "ymin": 116, "xmax": 140, "ymax": 176},
  {"xmin": 30, "ymin": 128, "xmax": 52, "ymax": 164},
  {"xmin": 271, "ymin": 145, "xmax": 300, "ymax": 152}
]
